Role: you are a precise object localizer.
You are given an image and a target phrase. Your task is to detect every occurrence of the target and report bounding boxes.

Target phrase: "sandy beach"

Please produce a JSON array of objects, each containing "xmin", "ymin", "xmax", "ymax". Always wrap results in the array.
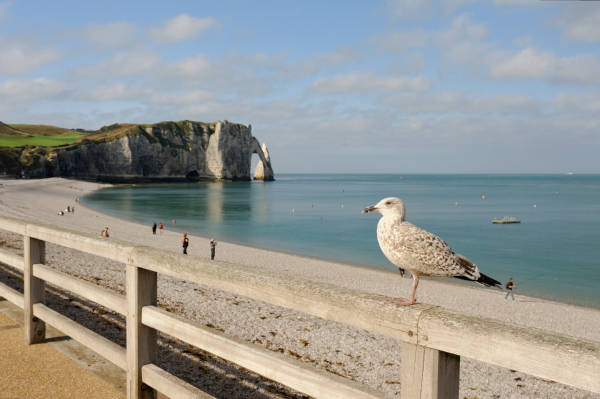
[{"xmin": 0, "ymin": 177, "xmax": 598, "ymax": 398}]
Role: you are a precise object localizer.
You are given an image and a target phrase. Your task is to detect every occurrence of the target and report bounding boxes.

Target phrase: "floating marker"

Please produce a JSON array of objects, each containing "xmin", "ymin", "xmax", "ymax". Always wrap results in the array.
[
  {"xmin": 455, "ymin": 202, "xmax": 459, "ymax": 206},
  {"xmin": 533, "ymin": 204, "xmax": 536, "ymax": 208},
  {"xmin": 292, "ymin": 208, "xmax": 295, "ymax": 213},
  {"xmin": 341, "ymin": 204, "xmax": 344, "ymax": 208},
  {"xmin": 482, "ymin": 194, "xmax": 486, "ymax": 199}
]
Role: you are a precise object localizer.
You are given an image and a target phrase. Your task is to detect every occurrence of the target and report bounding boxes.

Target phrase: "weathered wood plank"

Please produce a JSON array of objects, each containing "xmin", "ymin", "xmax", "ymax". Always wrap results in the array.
[
  {"xmin": 417, "ymin": 307, "xmax": 600, "ymax": 394},
  {"xmin": 131, "ymin": 247, "xmax": 427, "ymax": 344},
  {"xmin": 0, "ymin": 248, "xmax": 24, "ymax": 271},
  {"xmin": 25, "ymin": 223, "xmax": 134, "ymax": 264},
  {"xmin": 401, "ymin": 342, "xmax": 459, "ymax": 399},
  {"xmin": 0, "ymin": 281, "xmax": 24, "ymax": 309},
  {"xmin": 0, "ymin": 215, "xmax": 28, "ymax": 235},
  {"xmin": 141, "ymin": 364, "xmax": 216, "ymax": 399},
  {"xmin": 24, "ymin": 236, "xmax": 45, "ymax": 344},
  {"xmin": 33, "ymin": 303, "xmax": 127, "ymax": 370},
  {"xmin": 127, "ymin": 265, "xmax": 157, "ymax": 399},
  {"xmin": 142, "ymin": 305, "xmax": 385, "ymax": 399},
  {"xmin": 33, "ymin": 263, "xmax": 127, "ymax": 315},
  {"xmin": 1, "ymin": 216, "xmax": 600, "ymax": 395}
]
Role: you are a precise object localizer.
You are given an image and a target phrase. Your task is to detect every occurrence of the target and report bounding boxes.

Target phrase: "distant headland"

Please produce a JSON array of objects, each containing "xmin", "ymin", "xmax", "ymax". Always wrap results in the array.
[{"xmin": 0, "ymin": 120, "xmax": 274, "ymax": 182}]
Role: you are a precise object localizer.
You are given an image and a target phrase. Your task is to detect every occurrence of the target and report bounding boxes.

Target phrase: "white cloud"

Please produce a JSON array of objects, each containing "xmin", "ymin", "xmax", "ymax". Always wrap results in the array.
[
  {"xmin": 552, "ymin": 5, "xmax": 600, "ymax": 42},
  {"xmin": 490, "ymin": 47, "xmax": 600, "ymax": 84},
  {"xmin": 0, "ymin": 39, "xmax": 60, "ymax": 74},
  {"xmin": 309, "ymin": 72, "xmax": 431, "ymax": 94},
  {"xmin": 493, "ymin": 0, "xmax": 537, "ymax": 5},
  {"xmin": 367, "ymin": 30, "xmax": 428, "ymax": 53},
  {"xmin": 386, "ymin": 0, "xmax": 475, "ymax": 19},
  {"xmin": 150, "ymin": 90, "xmax": 214, "ymax": 105},
  {"xmin": 553, "ymin": 93, "xmax": 600, "ymax": 113},
  {"xmin": 379, "ymin": 90, "xmax": 540, "ymax": 116},
  {"xmin": 389, "ymin": 53, "xmax": 427, "ymax": 74},
  {"xmin": 78, "ymin": 83, "xmax": 152, "ymax": 101},
  {"xmin": 434, "ymin": 14, "xmax": 496, "ymax": 68},
  {"xmin": 0, "ymin": 78, "xmax": 66, "ymax": 101},
  {"xmin": 0, "ymin": 2, "xmax": 10, "ymax": 22},
  {"xmin": 83, "ymin": 21, "xmax": 137, "ymax": 47},
  {"xmin": 174, "ymin": 54, "xmax": 213, "ymax": 76},
  {"xmin": 75, "ymin": 48, "xmax": 161, "ymax": 77},
  {"xmin": 149, "ymin": 14, "xmax": 218, "ymax": 43}
]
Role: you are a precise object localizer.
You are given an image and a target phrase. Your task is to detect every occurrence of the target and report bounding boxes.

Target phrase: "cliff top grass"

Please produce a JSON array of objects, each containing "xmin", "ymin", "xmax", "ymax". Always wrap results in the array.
[
  {"xmin": 0, "ymin": 120, "xmax": 232, "ymax": 149},
  {"xmin": 9, "ymin": 124, "xmax": 82, "ymax": 136},
  {"xmin": 0, "ymin": 122, "xmax": 28, "ymax": 136},
  {"xmin": 0, "ymin": 132, "xmax": 85, "ymax": 147},
  {"xmin": 0, "ymin": 122, "xmax": 87, "ymax": 148}
]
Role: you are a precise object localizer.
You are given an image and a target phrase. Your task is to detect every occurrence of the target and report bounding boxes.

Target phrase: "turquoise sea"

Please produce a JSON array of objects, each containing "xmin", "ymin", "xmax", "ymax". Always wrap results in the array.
[{"xmin": 83, "ymin": 174, "xmax": 600, "ymax": 308}]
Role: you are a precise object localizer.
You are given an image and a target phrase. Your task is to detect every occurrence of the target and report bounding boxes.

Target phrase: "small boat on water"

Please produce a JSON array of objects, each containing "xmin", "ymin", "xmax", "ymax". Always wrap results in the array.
[{"xmin": 492, "ymin": 217, "xmax": 521, "ymax": 224}]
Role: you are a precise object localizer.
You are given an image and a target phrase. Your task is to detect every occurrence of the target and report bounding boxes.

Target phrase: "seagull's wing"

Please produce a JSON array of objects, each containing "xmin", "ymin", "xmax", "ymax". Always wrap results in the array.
[{"xmin": 392, "ymin": 222, "xmax": 473, "ymax": 277}]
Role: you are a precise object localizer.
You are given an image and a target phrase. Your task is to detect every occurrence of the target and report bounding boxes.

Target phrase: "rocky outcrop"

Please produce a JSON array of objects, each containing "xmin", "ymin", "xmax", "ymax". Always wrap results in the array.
[
  {"xmin": 13, "ymin": 120, "xmax": 274, "ymax": 182},
  {"xmin": 253, "ymin": 143, "xmax": 274, "ymax": 181}
]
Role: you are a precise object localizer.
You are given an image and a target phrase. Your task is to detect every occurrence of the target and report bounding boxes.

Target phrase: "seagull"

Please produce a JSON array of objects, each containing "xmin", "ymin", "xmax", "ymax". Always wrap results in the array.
[{"xmin": 363, "ymin": 197, "xmax": 501, "ymax": 306}]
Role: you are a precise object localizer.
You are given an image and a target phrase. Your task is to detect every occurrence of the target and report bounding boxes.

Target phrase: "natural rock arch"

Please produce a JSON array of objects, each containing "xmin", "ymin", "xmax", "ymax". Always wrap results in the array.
[{"xmin": 252, "ymin": 139, "xmax": 274, "ymax": 181}]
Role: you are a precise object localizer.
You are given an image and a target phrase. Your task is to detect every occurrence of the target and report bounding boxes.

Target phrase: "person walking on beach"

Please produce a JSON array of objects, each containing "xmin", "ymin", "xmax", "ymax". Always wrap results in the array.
[
  {"xmin": 101, "ymin": 227, "xmax": 110, "ymax": 238},
  {"xmin": 159, "ymin": 223, "xmax": 164, "ymax": 234},
  {"xmin": 210, "ymin": 238, "xmax": 217, "ymax": 260},
  {"xmin": 182, "ymin": 234, "xmax": 189, "ymax": 255},
  {"xmin": 152, "ymin": 223, "xmax": 157, "ymax": 235},
  {"xmin": 505, "ymin": 277, "xmax": 515, "ymax": 300}
]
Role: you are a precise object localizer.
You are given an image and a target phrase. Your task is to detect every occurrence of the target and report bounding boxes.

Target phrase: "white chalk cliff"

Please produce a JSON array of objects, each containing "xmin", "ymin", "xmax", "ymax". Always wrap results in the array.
[{"xmin": 24, "ymin": 120, "xmax": 275, "ymax": 182}]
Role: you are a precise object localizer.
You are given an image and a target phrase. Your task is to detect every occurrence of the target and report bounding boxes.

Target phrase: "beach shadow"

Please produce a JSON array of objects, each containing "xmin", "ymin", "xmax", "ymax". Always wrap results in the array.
[
  {"xmin": 0, "ymin": 264, "xmax": 309, "ymax": 399},
  {"xmin": 43, "ymin": 335, "xmax": 72, "ymax": 343}
]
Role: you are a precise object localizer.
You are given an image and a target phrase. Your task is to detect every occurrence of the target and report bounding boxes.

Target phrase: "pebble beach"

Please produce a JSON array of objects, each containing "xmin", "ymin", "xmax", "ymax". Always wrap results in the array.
[{"xmin": 0, "ymin": 177, "xmax": 599, "ymax": 398}]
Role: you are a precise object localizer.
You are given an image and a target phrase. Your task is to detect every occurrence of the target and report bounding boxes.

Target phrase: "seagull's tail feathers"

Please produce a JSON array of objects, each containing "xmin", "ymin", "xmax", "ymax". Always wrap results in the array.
[
  {"xmin": 455, "ymin": 254, "xmax": 502, "ymax": 289},
  {"xmin": 454, "ymin": 274, "xmax": 502, "ymax": 288}
]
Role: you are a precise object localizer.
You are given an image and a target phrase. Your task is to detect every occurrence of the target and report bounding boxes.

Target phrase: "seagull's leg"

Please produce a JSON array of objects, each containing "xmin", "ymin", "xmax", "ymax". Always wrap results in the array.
[{"xmin": 396, "ymin": 275, "xmax": 419, "ymax": 306}]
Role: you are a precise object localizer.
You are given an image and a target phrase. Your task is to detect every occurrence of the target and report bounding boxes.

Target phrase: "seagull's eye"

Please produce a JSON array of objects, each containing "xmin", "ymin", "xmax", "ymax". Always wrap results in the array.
[{"xmin": 385, "ymin": 201, "xmax": 391, "ymax": 205}]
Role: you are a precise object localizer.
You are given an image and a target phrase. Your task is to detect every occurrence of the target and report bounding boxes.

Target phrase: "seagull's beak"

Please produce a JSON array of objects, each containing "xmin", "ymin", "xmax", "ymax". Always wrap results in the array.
[{"xmin": 362, "ymin": 205, "xmax": 378, "ymax": 214}]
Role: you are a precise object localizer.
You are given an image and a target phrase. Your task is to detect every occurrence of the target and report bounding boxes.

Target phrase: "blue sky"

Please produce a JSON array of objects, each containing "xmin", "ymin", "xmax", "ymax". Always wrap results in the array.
[{"xmin": 0, "ymin": 0, "xmax": 599, "ymax": 173}]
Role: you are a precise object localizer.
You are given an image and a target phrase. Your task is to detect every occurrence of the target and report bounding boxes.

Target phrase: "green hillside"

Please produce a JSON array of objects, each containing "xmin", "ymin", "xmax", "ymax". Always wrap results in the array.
[
  {"xmin": 9, "ymin": 124, "xmax": 81, "ymax": 136},
  {"xmin": 0, "ymin": 122, "xmax": 88, "ymax": 147},
  {"xmin": 0, "ymin": 132, "xmax": 84, "ymax": 147},
  {"xmin": 0, "ymin": 122, "xmax": 28, "ymax": 136}
]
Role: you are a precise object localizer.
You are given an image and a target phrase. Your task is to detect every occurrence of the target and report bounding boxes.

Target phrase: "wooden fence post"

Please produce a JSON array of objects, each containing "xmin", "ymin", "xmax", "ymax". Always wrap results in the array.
[
  {"xmin": 24, "ymin": 236, "xmax": 45, "ymax": 344},
  {"xmin": 401, "ymin": 342, "xmax": 460, "ymax": 399},
  {"xmin": 127, "ymin": 264, "xmax": 157, "ymax": 399}
]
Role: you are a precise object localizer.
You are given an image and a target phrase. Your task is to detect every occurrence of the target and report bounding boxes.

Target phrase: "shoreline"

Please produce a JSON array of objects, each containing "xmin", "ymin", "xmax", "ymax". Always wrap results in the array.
[
  {"xmin": 83, "ymin": 181, "xmax": 600, "ymax": 311},
  {"xmin": 3, "ymin": 177, "xmax": 600, "ymax": 329},
  {"xmin": 1, "ymin": 177, "xmax": 599, "ymax": 398}
]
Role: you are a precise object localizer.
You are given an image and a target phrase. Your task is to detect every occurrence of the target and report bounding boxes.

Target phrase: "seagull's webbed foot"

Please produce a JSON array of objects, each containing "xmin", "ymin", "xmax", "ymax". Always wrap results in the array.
[
  {"xmin": 396, "ymin": 275, "xmax": 419, "ymax": 307},
  {"xmin": 395, "ymin": 298, "xmax": 417, "ymax": 307}
]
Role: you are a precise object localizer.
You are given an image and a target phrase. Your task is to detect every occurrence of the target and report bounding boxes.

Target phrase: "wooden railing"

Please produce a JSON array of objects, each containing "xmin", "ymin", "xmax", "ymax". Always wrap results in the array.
[{"xmin": 0, "ymin": 215, "xmax": 599, "ymax": 399}]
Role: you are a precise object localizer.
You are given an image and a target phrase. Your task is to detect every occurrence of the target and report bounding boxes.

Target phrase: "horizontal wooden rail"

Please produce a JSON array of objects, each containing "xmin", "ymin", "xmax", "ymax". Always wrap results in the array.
[
  {"xmin": 0, "ymin": 217, "xmax": 27, "ymax": 235},
  {"xmin": 141, "ymin": 364, "xmax": 215, "ymax": 399},
  {"xmin": 25, "ymin": 224, "xmax": 135, "ymax": 264},
  {"xmin": 33, "ymin": 263, "xmax": 127, "ymax": 315},
  {"xmin": 0, "ymin": 248, "xmax": 24, "ymax": 271},
  {"xmin": 131, "ymin": 247, "xmax": 600, "ymax": 394},
  {"xmin": 33, "ymin": 303, "xmax": 127, "ymax": 370},
  {"xmin": 0, "ymin": 281, "xmax": 24, "ymax": 309},
  {"xmin": 417, "ymin": 307, "xmax": 600, "ymax": 394},
  {"xmin": 142, "ymin": 306, "xmax": 384, "ymax": 399},
  {"xmin": 132, "ymin": 247, "xmax": 425, "ymax": 342},
  {"xmin": 1, "ymin": 215, "xmax": 600, "ymax": 397}
]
